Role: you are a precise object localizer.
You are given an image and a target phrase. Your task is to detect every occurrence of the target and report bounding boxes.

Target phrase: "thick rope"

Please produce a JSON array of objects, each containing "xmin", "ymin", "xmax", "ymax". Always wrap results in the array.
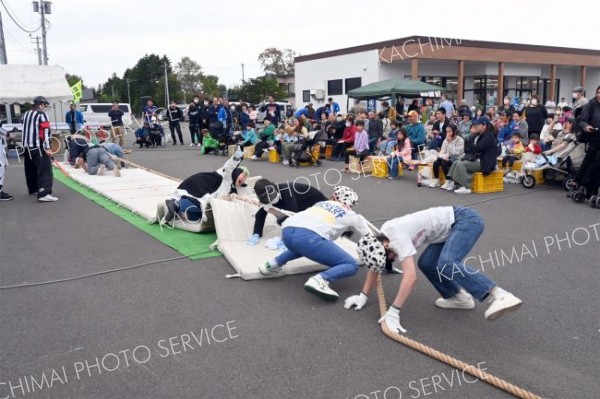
[{"xmin": 376, "ymin": 275, "xmax": 543, "ymax": 399}]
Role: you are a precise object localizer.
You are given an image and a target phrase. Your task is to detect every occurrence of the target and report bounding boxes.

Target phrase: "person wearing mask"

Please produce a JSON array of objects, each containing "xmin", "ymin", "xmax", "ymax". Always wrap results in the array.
[
  {"xmin": 187, "ymin": 103, "xmax": 201, "ymax": 147},
  {"xmin": 166, "ymin": 101, "xmax": 184, "ymax": 145},
  {"xmin": 108, "ymin": 101, "xmax": 125, "ymax": 146},
  {"xmin": 65, "ymin": 103, "xmax": 84, "ymax": 134},
  {"xmin": 332, "ymin": 114, "xmax": 357, "ymax": 161},
  {"xmin": 524, "ymin": 94, "xmax": 547, "ymax": 137}
]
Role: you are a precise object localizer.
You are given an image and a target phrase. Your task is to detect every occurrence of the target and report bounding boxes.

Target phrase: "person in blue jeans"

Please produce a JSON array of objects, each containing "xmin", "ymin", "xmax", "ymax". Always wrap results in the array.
[
  {"xmin": 344, "ymin": 206, "xmax": 522, "ymax": 333},
  {"xmin": 259, "ymin": 186, "xmax": 370, "ymax": 301}
]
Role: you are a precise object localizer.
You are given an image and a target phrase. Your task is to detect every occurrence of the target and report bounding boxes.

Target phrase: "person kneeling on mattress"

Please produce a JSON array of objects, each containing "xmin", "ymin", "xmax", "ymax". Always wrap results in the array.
[
  {"xmin": 246, "ymin": 178, "xmax": 328, "ymax": 246},
  {"xmin": 156, "ymin": 147, "xmax": 249, "ymax": 224},
  {"xmin": 75, "ymin": 133, "xmax": 120, "ymax": 177},
  {"xmin": 259, "ymin": 186, "xmax": 370, "ymax": 301},
  {"xmin": 344, "ymin": 206, "xmax": 523, "ymax": 334}
]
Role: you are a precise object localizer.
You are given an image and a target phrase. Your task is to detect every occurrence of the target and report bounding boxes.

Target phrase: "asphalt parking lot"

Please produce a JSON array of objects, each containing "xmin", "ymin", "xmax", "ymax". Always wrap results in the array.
[{"xmin": 1, "ymin": 127, "xmax": 598, "ymax": 399}]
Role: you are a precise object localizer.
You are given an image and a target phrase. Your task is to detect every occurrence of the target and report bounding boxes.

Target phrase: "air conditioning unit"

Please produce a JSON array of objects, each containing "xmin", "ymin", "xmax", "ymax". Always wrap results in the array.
[{"xmin": 310, "ymin": 89, "xmax": 326, "ymax": 100}]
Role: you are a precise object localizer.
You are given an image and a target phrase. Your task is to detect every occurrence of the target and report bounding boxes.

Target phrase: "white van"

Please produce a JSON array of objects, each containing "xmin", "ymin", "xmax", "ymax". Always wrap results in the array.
[
  {"xmin": 257, "ymin": 102, "xmax": 293, "ymax": 123},
  {"xmin": 78, "ymin": 103, "xmax": 133, "ymax": 128}
]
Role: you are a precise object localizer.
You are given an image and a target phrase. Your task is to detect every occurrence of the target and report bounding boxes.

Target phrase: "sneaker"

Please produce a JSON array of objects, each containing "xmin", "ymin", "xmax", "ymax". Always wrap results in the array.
[
  {"xmin": 259, "ymin": 261, "xmax": 283, "ymax": 277},
  {"xmin": 427, "ymin": 178, "xmax": 440, "ymax": 188},
  {"xmin": 196, "ymin": 143, "xmax": 201, "ymax": 147},
  {"xmin": 0, "ymin": 191, "xmax": 14, "ymax": 201},
  {"xmin": 38, "ymin": 194, "xmax": 58, "ymax": 202},
  {"xmin": 262, "ymin": 148, "xmax": 269, "ymax": 153},
  {"xmin": 378, "ymin": 308, "xmax": 407, "ymax": 333},
  {"xmin": 435, "ymin": 289, "xmax": 475, "ymax": 309},
  {"xmin": 454, "ymin": 187, "xmax": 472, "ymax": 194},
  {"xmin": 97, "ymin": 165, "xmax": 106, "ymax": 176},
  {"xmin": 485, "ymin": 290, "xmax": 522, "ymax": 321},
  {"xmin": 387, "ymin": 176, "xmax": 398, "ymax": 180},
  {"xmin": 441, "ymin": 180, "xmax": 453, "ymax": 190},
  {"xmin": 303, "ymin": 275, "xmax": 339, "ymax": 301},
  {"xmin": 282, "ymin": 160, "xmax": 289, "ymax": 166},
  {"xmin": 250, "ymin": 155, "xmax": 258, "ymax": 161},
  {"xmin": 189, "ymin": 143, "xmax": 195, "ymax": 147}
]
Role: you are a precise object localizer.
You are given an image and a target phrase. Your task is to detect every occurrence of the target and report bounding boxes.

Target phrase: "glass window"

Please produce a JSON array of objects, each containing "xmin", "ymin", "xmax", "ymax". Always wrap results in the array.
[
  {"xmin": 327, "ymin": 79, "xmax": 343, "ymax": 95},
  {"xmin": 302, "ymin": 90, "xmax": 310, "ymax": 103},
  {"xmin": 345, "ymin": 77, "xmax": 362, "ymax": 93}
]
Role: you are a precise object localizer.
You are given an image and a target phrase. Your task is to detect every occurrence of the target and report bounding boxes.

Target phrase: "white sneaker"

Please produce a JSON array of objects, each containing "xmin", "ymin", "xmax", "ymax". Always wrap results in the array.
[
  {"xmin": 378, "ymin": 308, "xmax": 407, "ymax": 333},
  {"xmin": 427, "ymin": 178, "xmax": 440, "ymax": 188},
  {"xmin": 262, "ymin": 148, "xmax": 269, "ymax": 153},
  {"xmin": 196, "ymin": 143, "xmax": 201, "ymax": 147},
  {"xmin": 442, "ymin": 180, "xmax": 455, "ymax": 191},
  {"xmin": 189, "ymin": 143, "xmax": 195, "ymax": 147},
  {"xmin": 421, "ymin": 178, "xmax": 431, "ymax": 186},
  {"xmin": 485, "ymin": 290, "xmax": 522, "ymax": 321},
  {"xmin": 38, "ymin": 194, "xmax": 58, "ymax": 202},
  {"xmin": 282, "ymin": 160, "xmax": 289, "ymax": 166},
  {"xmin": 454, "ymin": 187, "xmax": 472, "ymax": 194},
  {"xmin": 250, "ymin": 155, "xmax": 258, "ymax": 161},
  {"xmin": 97, "ymin": 165, "xmax": 106, "ymax": 176},
  {"xmin": 258, "ymin": 261, "xmax": 283, "ymax": 278},
  {"xmin": 304, "ymin": 275, "xmax": 339, "ymax": 301},
  {"xmin": 435, "ymin": 288, "xmax": 475, "ymax": 309}
]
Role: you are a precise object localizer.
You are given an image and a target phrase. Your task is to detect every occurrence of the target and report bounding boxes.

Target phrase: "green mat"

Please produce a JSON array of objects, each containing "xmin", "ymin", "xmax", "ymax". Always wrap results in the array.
[{"xmin": 53, "ymin": 171, "xmax": 221, "ymax": 260}]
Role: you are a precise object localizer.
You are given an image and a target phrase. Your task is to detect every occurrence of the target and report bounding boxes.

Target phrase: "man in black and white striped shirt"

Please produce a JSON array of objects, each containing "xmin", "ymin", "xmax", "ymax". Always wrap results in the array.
[{"xmin": 22, "ymin": 96, "xmax": 58, "ymax": 202}]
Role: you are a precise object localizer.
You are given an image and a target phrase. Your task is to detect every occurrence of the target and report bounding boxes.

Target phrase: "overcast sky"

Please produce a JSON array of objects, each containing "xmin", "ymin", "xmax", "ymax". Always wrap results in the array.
[{"xmin": 2, "ymin": 0, "xmax": 599, "ymax": 91}]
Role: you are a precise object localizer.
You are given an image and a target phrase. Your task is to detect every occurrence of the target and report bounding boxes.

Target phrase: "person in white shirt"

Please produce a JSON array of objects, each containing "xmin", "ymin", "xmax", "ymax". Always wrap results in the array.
[
  {"xmin": 260, "ymin": 186, "xmax": 370, "ymax": 301},
  {"xmin": 345, "ymin": 206, "xmax": 522, "ymax": 333}
]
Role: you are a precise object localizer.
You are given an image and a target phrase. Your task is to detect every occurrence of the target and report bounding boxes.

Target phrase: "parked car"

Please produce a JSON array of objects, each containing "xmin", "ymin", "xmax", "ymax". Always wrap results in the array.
[{"xmin": 79, "ymin": 103, "xmax": 132, "ymax": 128}]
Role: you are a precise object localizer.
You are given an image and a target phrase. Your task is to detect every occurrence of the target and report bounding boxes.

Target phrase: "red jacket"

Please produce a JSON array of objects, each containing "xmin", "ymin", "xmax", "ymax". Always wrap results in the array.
[{"xmin": 340, "ymin": 125, "xmax": 356, "ymax": 142}]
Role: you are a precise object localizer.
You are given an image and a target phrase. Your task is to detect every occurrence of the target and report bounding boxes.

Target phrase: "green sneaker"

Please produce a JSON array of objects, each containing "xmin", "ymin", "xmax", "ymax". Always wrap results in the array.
[{"xmin": 259, "ymin": 261, "xmax": 283, "ymax": 277}]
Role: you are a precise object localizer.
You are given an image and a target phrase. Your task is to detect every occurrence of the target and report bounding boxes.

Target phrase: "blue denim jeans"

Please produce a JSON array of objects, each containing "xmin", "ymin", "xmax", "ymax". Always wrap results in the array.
[
  {"xmin": 416, "ymin": 206, "xmax": 496, "ymax": 301},
  {"xmin": 275, "ymin": 227, "xmax": 358, "ymax": 282},
  {"xmin": 387, "ymin": 156, "xmax": 404, "ymax": 178}
]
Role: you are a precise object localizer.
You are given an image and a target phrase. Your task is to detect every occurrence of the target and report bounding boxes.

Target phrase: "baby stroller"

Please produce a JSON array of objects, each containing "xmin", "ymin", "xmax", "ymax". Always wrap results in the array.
[
  {"xmin": 289, "ymin": 131, "xmax": 323, "ymax": 168},
  {"xmin": 521, "ymin": 138, "xmax": 583, "ymax": 190}
]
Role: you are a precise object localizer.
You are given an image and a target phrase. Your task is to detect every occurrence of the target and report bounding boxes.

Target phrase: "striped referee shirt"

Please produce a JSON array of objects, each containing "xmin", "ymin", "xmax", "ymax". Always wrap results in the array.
[{"xmin": 21, "ymin": 109, "xmax": 51, "ymax": 149}]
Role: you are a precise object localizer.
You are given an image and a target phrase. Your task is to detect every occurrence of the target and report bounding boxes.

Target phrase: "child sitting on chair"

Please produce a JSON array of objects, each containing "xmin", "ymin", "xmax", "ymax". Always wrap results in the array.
[{"xmin": 502, "ymin": 132, "xmax": 525, "ymax": 175}]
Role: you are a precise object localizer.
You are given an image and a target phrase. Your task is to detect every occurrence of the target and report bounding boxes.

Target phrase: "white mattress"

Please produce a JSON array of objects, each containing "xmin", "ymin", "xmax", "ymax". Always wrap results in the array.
[{"xmin": 211, "ymin": 197, "xmax": 359, "ymax": 280}]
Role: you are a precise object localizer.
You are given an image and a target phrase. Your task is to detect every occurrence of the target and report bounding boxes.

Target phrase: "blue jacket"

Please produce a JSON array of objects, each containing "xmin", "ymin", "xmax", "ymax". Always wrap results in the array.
[
  {"xmin": 329, "ymin": 102, "xmax": 340, "ymax": 115},
  {"xmin": 241, "ymin": 129, "xmax": 258, "ymax": 145},
  {"xmin": 295, "ymin": 108, "xmax": 309, "ymax": 118},
  {"xmin": 498, "ymin": 121, "xmax": 515, "ymax": 143},
  {"xmin": 405, "ymin": 123, "xmax": 426, "ymax": 146},
  {"xmin": 65, "ymin": 109, "xmax": 84, "ymax": 126}
]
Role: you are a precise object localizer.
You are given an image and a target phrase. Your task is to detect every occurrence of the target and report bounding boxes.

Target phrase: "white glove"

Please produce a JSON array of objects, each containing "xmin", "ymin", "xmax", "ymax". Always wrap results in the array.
[
  {"xmin": 233, "ymin": 146, "xmax": 244, "ymax": 160},
  {"xmin": 344, "ymin": 292, "xmax": 368, "ymax": 310},
  {"xmin": 378, "ymin": 307, "xmax": 407, "ymax": 333}
]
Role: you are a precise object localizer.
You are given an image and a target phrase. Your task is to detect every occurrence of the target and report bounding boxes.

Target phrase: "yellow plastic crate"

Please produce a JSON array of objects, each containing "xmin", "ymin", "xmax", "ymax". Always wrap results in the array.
[
  {"xmin": 472, "ymin": 170, "xmax": 504, "ymax": 193},
  {"xmin": 370, "ymin": 156, "xmax": 388, "ymax": 177},
  {"xmin": 496, "ymin": 157, "xmax": 522, "ymax": 172},
  {"xmin": 528, "ymin": 168, "xmax": 544, "ymax": 185},
  {"xmin": 349, "ymin": 156, "xmax": 372, "ymax": 174},
  {"xmin": 311, "ymin": 145, "xmax": 321, "ymax": 161},
  {"xmin": 418, "ymin": 163, "xmax": 445, "ymax": 184},
  {"xmin": 243, "ymin": 145, "xmax": 255, "ymax": 159},
  {"xmin": 269, "ymin": 148, "xmax": 280, "ymax": 163}
]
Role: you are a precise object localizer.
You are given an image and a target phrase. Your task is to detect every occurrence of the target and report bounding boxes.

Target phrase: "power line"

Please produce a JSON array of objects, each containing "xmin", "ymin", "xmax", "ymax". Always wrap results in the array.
[{"xmin": 0, "ymin": 0, "xmax": 41, "ymax": 33}]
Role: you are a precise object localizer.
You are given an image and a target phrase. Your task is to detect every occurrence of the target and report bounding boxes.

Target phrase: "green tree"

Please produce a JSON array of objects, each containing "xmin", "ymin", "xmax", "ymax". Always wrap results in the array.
[
  {"xmin": 257, "ymin": 48, "xmax": 296, "ymax": 75},
  {"xmin": 242, "ymin": 76, "xmax": 287, "ymax": 104},
  {"xmin": 200, "ymin": 75, "xmax": 221, "ymax": 98},
  {"xmin": 65, "ymin": 73, "xmax": 86, "ymax": 88},
  {"xmin": 175, "ymin": 56, "xmax": 203, "ymax": 103}
]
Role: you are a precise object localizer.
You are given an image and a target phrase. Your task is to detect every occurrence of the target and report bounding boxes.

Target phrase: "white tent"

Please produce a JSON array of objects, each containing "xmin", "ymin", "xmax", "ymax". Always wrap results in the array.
[{"xmin": 0, "ymin": 65, "xmax": 73, "ymax": 128}]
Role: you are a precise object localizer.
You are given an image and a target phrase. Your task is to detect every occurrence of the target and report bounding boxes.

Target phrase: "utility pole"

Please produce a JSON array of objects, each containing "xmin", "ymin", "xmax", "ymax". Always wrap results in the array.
[
  {"xmin": 30, "ymin": 35, "xmax": 42, "ymax": 65},
  {"xmin": 164, "ymin": 62, "xmax": 170, "ymax": 106},
  {"xmin": 0, "ymin": 11, "xmax": 7, "ymax": 64},
  {"xmin": 241, "ymin": 63, "xmax": 245, "ymax": 82},
  {"xmin": 125, "ymin": 79, "xmax": 132, "ymax": 105},
  {"xmin": 33, "ymin": 1, "xmax": 51, "ymax": 65}
]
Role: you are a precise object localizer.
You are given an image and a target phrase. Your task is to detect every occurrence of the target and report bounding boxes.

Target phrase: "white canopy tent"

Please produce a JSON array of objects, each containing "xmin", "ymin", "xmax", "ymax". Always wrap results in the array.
[{"xmin": 0, "ymin": 65, "xmax": 73, "ymax": 129}]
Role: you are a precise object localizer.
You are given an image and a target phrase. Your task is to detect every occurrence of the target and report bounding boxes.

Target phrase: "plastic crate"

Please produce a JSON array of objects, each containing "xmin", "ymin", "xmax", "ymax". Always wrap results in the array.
[
  {"xmin": 349, "ymin": 156, "xmax": 372, "ymax": 174},
  {"xmin": 370, "ymin": 156, "xmax": 388, "ymax": 177},
  {"xmin": 496, "ymin": 157, "xmax": 522, "ymax": 172},
  {"xmin": 325, "ymin": 145, "xmax": 333, "ymax": 159},
  {"xmin": 269, "ymin": 148, "xmax": 280, "ymax": 163},
  {"xmin": 418, "ymin": 163, "xmax": 445, "ymax": 184},
  {"xmin": 472, "ymin": 170, "xmax": 504, "ymax": 193},
  {"xmin": 243, "ymin": 145, "xmax": 255, "ymax": 159},
  {"xmin": 528, "ymin": 168, "xmax": 544, "ymax": 185}
]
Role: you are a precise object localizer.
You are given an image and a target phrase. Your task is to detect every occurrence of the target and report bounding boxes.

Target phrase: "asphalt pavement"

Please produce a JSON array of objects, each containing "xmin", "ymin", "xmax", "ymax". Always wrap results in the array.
[{"xmin": 1, "ymin": 126, "xmax": 598, "ymax": 399}]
